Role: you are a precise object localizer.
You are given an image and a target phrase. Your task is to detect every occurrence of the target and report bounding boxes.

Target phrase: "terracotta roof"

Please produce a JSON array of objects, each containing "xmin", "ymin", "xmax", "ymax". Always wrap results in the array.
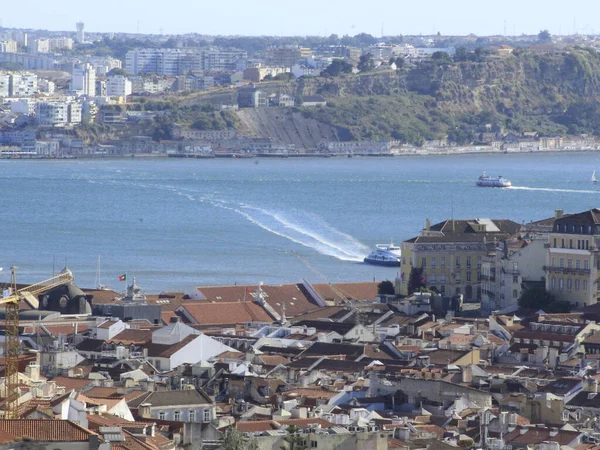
[
  {"xmin": 193, "ymin": 283, "xmax": 321, "ymax": 317},
  {"xmin": 23, "ymin": 323, "xmax": 92, "ymax": 337},
  {"xmin": 145, "ymin": 334, "xmax": 198, "ymax": 358},
  {"xmin": 86, "ymin": 413, "xmax": 154, "ymax": 431},
  {"xmin": 258, "ymin": 355, "xmax": 290, "ymax": 366},
  {"xmin": 503, "ymin": 426, "xmax": 581, "ymax": 446},
  {"xmin": 51, "ymin": 376, "xmax": 94, "ymax": 392},
  {"xmin": 0, "ymin": 419, "xmax": 97, "ymax": 442},
  {"xmin": 128, "ymin": 389, "xmax": 213, "ymax": 408},
  {"xmin": 97, "ymin": 319, "xmax": 119, "ymax": 329},
  {"xmin": 178, "ymin": 301, "xmax": 272, "ymax": 326},
  {"xmin": 108, "ymin": 329, "xmax": 153, "ymax": 345},
  {"xmin": 84, "ymin": 288, "xmax": 121, "ymax": 304},
  {"xmin": 83, "ymin": 387, "xmax": 121, "ymax": 398},
  {"xmin": 236, "ymin": 418, "xmax": 333, "ymax": 433},
  {"xmin": 312, "ymin": 282, "xmax": 379, "ymax": 303}
]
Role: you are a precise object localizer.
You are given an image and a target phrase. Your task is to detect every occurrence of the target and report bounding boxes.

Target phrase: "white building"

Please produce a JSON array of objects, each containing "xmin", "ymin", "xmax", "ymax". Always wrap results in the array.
[
  {"xmin": 49, "ymin": 37, "xmax": 73, "ymax": 51},
  {"xmin": 30, "ymin": 38, "xmax": 50, "ymax": 54},
  {"xmin": 9, "ymin": 72, "xmax": 38, "ymax": 96},
  {"xmin": 0, "ymin": 73, "xmax": 9, "ymax": 96},
  {"xmin": 76, "ymin": 22, "xmax": 85, "ymax": 44},
  {"xmin": 71, "ymin": 63, "xmax": 96, "ymax": 96},
  {"xmin": 106, "ymin": 75, "xmax": 132, "ymax": 98},
  {"xmin": 0, "ymin": 40, "xmax": 17, "ymax": 53},
  {"xmin": 36, "ymin": 101, "xmax": 81, "ymax": 126},
  {"xmin": 35, "ymin": 139, "xmax": 60, "ymax": 155},
  {"xmin": 10, "ymin": 98, "xmax": 36, "ymax": 115}
]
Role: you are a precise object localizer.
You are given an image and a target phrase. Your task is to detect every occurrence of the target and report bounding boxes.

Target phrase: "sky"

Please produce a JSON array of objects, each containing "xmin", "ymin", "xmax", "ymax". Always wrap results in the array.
[{"xmin": 1, "ymin": 0, "xmax": 599, "ymax": 37}]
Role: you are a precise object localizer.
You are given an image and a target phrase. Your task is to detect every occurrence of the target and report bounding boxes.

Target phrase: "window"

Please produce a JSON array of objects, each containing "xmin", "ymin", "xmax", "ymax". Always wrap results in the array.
[
  {"xmin": 421, "ymin": 257, "xmax": 426, "ymax": 268},
  {"xmin": 174, "ymin": 411, "xmax": 180, "ymax": 421},
  {"xmin": 311, "ymin": 442, "xmax": 318, "ymax": 448},
  {"xmin": 159, "ymin": 412, "xmax": 165, "ymax": 420},
  {"xmin": 440, "ymin": 285, "xmax": 446, "ymax": 294},
  {"xmin": 561, "ymin": 238, "xmax": 565, "ymax": 248},
  {"xmin": 568, "ymin": 259, "xmax": 572, "ymax": 268},
  {"xmin": 551, "ymin": 257, "xmax": 556, "ymax": 266},
  {"xmin": 576, "ymin": 280, "xmax": 580, "ymax": 291},
  {"xmin": 466, "ymin": 256, "xmax": 472, "ymax": 268},
  {"xmin": 584, "ymin": 280, "xmax": 589, "ymax": 291},
  {"xmin": 440, "ymin": 274, "xmax": 446, "ymax": 284},
  {"xmin": 431, "ymin": 257, "xmax": 436, "ymax": 268},
  {"xmin": 429, "ymin": 274, "xmax": 436, "ymax": 284},
  {"xmin": 189, "ymin": 410, "xmax": 195, "ymax": 422},
  {"xmin": 560, "ymin": 258, "xmax": 565, "ymax": 268},
  {"xmin": 513, "ymin": 276, "xmax": 518, "ymax": 284},
  {"xmin": 477, "ymin": 257, "xmax": 482, "ymax": 268},
  {"xmin": 466, "ymin": 272, "xmax": 471, "ymax": 282},
  {"xmin": 567, "ymin": 279, "xmax": 572, "ymax": 291},
  {"xmin": 455, "ymin": 273, "xmax": 461, "ymax": 283},
  {"xmin": 585, "ymin": 260, "xmax": 590, "ymax": 270},
  {"xmin": 477, "ymin": 271, "xmax": 482, "ymax": 281},
  {"xmin": 203, "ymin": 409, "xmax": 211, "ymax": 422},
  {"xmin": 441, "ymin": 257, "xmax": 446, "ymax": 268},
  {"xmin": 553, "ymin": 238, "xmax": 557, "ymax": 247},
  {"xmin": 513, "ymin": 289, "xmax": 518, "ymax": 299},
  {"xmin": 559, "ymin": 279, "xmax": 564, "ymax": 291},
  {"xmin": 455, "ymin": 257, "xmax": 461, "ymax": 268},
  {"xmin": 570, "ymin": 239, "xmax": 573, "ymax": 249},
  {"xmin": 576, "ymin": 260, "xmax": 581, "ymax": 269}
]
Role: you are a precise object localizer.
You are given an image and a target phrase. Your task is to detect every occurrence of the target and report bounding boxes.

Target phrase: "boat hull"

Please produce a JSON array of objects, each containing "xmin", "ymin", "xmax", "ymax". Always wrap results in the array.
[{"xmin": 363, "ymin": 257, "xmax": 401, "ymax": 267}]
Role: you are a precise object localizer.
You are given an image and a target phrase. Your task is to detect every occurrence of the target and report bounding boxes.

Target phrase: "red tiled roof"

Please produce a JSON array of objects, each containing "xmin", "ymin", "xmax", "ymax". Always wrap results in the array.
[
  {"xmin": 83, "ymin": 387, "xmax": 121, "ymax": 399},
  {"xmin": 51, "ymin": 376, "xmax": 94, "ymax": 392},
  {"xmin": 97, "ymin": 319, "xmax": 119, "ymax": 329},
  {"xmin": 178, "ymin": 301, "xmax": 272, "ymax": 326},
  {"xmin": 0, "ymin": 420, "xmax": 96, "ymax": 442},
  {"xmin": 312, "ymin": 282, "xmax": 379, "ymax": 303},
  {"xmin": 284, "ymin": 387, "xmax": 339, "ymax": 400},
  {"xmin": 108, "ymin": 329, "xmax": 152, "ymax": 345},
  {"xmin": 236, "ymin": 418, "xmax": 333, "ymax": 433}
]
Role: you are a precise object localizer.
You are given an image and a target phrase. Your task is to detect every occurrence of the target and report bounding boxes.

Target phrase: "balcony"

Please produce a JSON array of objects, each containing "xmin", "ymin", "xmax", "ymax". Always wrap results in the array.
[{"xmin": 543, "ymin": 266, "xmax": 590, "ymax": 275}]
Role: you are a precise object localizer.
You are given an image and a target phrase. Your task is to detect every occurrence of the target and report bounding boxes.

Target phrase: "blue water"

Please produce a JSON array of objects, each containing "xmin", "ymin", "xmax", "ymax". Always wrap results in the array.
[{"xmin": 0, "ymin": 152, "xmax": 598, "ymax": 292}]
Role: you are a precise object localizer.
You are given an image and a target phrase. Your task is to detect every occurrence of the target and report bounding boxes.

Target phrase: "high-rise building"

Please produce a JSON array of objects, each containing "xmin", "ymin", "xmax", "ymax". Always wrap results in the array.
[
  {"xmin": 71, "ymin": 63, "xmax": 96, "ymax": 96},
  {"xmin": 29, "ymin": 39, "xmax": 50, "ymax": 54},
  {"xmin": 49, "ymin": 37, "xmax": 73, "ymax": 51},
  {"xmin": 76, "ymin": 22, "xmax": 85, "ymax": 44},
  {"xmin": 36, "ymin": 101, "xmax": 81, "ymax": 126},
  {"xmin": 0, "ymin": 40, "xmax": 17, "ymax": 53},
  {"xmin": 0, "ymin": 73, "xmax": 9, "ymax": 96}
]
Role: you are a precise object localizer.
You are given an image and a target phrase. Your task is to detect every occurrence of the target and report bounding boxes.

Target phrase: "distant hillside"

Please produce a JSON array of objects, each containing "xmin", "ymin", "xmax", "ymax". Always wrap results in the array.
[{"xmin": 226, "ymin": 48, "xmax": 600, "ymax": 146}]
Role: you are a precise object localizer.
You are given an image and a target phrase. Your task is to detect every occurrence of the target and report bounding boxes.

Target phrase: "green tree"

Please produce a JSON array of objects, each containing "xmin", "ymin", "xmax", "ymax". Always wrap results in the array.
[
  {"xmin": 454, "ymin": 47, "xmax": 468, "ymax": 62},
  {"xmin": 408, "ymin": 267, "xmax": 426, "ymax": 295},
  {"xmin": 107, "ymin": 68, "xmax": 127, "ymax": 76},
  {"xmin": 377, "ymin": 280, "xmax": 395, "ymax": 296},
  {"xmin": 222, "ymin": 427, "xmax": 259, "ymax": 450},
  {"xmin": 431, "ymin": 51, "xmax": 453, "ymax": 66},
  {"xmin": 518, "ymin": 286, "xmax": 571, "ymax": 313},
  {"xmin": 323, "ymin": 59, "xmax": 354, "ymax": 76},
  {"xmin": 357, "ymin": 53, "xmax": 375, "ymax": 72},
  {"xmin": 280, "ymin": 426, "xmax": 307, "ymax": 450},
  {"xmin": 538, "ymin": 29, "xmax": 552, "ymax": 42}
]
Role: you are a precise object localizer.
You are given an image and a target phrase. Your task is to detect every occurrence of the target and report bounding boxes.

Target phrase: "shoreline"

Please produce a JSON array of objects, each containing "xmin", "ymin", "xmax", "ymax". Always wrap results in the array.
[{"xmin": 2, "ymin": 147, "xmax": 600, "ymax": 161}]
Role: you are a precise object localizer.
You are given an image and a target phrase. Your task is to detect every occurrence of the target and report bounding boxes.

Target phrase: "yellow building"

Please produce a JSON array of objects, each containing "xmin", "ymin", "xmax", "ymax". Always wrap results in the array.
[
  {"xmin": 545, "ymin": 208, "xmax": 600, "ymax": 307},
  {"xmin": 398, "ymin": 218, "xmax": 521, "ymax": 301}
]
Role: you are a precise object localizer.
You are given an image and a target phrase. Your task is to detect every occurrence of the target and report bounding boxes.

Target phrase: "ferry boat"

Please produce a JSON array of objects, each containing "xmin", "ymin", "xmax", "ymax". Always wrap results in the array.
[
  {"xmin": 364, "ymin": 242, "xmax": 402, "ymax": 267},
  {"xmin": 476, "ymin": 171, "xmax": 512, "ymax": 188}
]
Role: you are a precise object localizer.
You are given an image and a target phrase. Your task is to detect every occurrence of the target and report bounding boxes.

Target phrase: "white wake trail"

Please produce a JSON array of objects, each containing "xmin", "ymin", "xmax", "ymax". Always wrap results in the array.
[{"xmin": 509, "ymin": 186, "xmax": 600, "ymax": 195}]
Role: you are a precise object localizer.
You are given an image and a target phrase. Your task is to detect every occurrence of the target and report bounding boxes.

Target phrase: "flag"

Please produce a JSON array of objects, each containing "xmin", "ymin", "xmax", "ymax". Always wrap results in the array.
[{"xmin": 119, "ymin": 274, "xmax": 127, "ymax": 282}]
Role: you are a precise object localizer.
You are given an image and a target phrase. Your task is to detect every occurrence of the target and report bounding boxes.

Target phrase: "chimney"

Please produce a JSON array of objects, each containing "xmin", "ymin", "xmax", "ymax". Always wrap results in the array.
[
  {"xmin": 139, "ymin": 403, "xmax": 152, "ymax": 419},
  {"xmin": 461, "ymin": 365, "xmax": 473, "ymax": 384},
  {"xmin": 555, "ymin": 209, "xmax": 564, "ymax": 218},
  {"xmin": 425, "ymin": 219, "xmax": 431, "ymax": 231}
]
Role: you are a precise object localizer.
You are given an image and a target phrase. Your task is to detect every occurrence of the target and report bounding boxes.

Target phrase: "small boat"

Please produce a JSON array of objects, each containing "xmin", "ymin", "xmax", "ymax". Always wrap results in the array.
[
  {"xmin": 364, "ymin": 242, "xmax": 402, "ymax": 267},
  {"xmin": 592, "ymin": 171, "xmax": 598, "ymax": 183},
  {"xmin": 476, "ymin": 171, "xmax": 512, "ymax": 188}
]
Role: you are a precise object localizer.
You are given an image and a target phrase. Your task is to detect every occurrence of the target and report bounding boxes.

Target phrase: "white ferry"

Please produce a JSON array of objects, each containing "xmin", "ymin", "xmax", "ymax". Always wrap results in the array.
[
  {"xmin": 476, "ymin": 171, "xmax": 512, "ymax": 188},
  {"xmin": 364, "ymin": 242, "xmax": 402, "ymax": 267}
]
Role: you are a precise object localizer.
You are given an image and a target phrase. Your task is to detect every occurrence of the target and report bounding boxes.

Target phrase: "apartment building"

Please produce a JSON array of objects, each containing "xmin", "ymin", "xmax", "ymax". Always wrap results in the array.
[
  {"xmin": 201, "ymin": 48, "xmax": 247, "ymax": 72},
  {"xmin": 106, "ymin": 75, "xmax": 132, "ymax": 98},
  {"xmin": 125, "ymin": 48, "xmax": 202, "ymax": 76},
  {"xmin": 0, "ymin": 40, "xmax": 17, "ymax": 53},
  {"xmin": 0, "ymin": 73, "xmax": 9, "ymax": 96},
  {"xmin": 36, "ymin": 101, "xmax": 82, "ymax": 126},
  {"xmin": 399, "ymin": 218, "xmax": 521, "ymax": 301},
  {"xmin": 71, "ymin": 63, "xmax": 96, "ymax": 96},
  {"xmin": 265, "ymin": 45, "xmax": 312, "ymax": 67},
  {"xmin": 8, "ymin": 72, "xmax": 38, "ymax": 97},
  {"xmin": 545, "ymin": 208, "xmax": 600, "ymax": 308}
]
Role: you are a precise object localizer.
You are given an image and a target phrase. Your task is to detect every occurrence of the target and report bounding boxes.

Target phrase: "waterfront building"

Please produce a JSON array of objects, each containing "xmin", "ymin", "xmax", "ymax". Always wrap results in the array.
[
  {"xmin": 36, "ymin": 101, "xmax": 82, "ymax": 127},
  {"xmin": 545, "ymin": 208, "xmax": 600, "ymax": 308},
  {"xmin": 398, "ymin": 218, "xmax": 521, "ymax": 301}
]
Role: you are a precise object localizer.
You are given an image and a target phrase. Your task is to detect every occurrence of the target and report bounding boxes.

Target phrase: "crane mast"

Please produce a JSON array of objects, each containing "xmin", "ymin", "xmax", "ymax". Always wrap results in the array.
[{"xmin": 1, "ymin": 266, "xmax": 74, "ymax": 419}]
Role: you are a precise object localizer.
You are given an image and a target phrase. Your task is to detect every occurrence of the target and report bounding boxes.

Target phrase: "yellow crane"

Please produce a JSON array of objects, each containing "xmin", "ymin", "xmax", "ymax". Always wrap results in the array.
[{"xmin": 0, "ymin": 266, "xmax": 74, "ymax": 419}]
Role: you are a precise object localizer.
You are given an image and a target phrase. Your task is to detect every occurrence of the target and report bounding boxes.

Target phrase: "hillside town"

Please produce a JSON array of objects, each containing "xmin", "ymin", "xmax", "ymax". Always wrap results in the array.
[
  {"xmin": 1, "ymin": 24, "xmax": 600, "ymax": 157},
  {"xmin": 1, "ymin": 207, "xmax": 600, "ymax": 449}
]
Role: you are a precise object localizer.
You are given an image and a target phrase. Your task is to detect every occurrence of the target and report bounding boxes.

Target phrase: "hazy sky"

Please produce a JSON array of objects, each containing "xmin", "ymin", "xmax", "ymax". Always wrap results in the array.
[{"xmin": 1, "ymin": 0, "xmax": 598, "ymax": 37}]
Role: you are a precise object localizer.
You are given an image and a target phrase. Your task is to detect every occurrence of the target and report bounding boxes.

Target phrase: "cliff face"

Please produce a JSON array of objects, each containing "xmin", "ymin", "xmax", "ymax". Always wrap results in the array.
[{"xmin": 192, "ymin": 50, "xmax": 600, "ymax": 146}]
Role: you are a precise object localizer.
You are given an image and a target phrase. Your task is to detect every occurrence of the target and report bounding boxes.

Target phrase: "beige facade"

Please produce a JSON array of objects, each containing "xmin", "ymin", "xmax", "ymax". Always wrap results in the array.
[
  {"xmin": 544, "ymin": 209, "xmax": 600, "ymax": 308},
  {"xmin": 398, "ymin": 218, "xmax": 521, "ymax": 301}
]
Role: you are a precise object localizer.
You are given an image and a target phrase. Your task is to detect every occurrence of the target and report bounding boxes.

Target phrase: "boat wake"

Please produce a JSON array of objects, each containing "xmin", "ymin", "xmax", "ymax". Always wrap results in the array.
[
  {"xmin": 509, "ymin": 186, "xmax": 600, "ymax": 195},
  {"xmin": 232, "ymin": 205, "xmax": 369, "ymax": 262}
]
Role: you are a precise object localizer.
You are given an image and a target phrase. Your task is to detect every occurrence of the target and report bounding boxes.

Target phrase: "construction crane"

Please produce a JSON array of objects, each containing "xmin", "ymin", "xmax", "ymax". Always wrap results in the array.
[{"xmin": 0, "ymin": 266, "xmax": 74, "ymax": 419}]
